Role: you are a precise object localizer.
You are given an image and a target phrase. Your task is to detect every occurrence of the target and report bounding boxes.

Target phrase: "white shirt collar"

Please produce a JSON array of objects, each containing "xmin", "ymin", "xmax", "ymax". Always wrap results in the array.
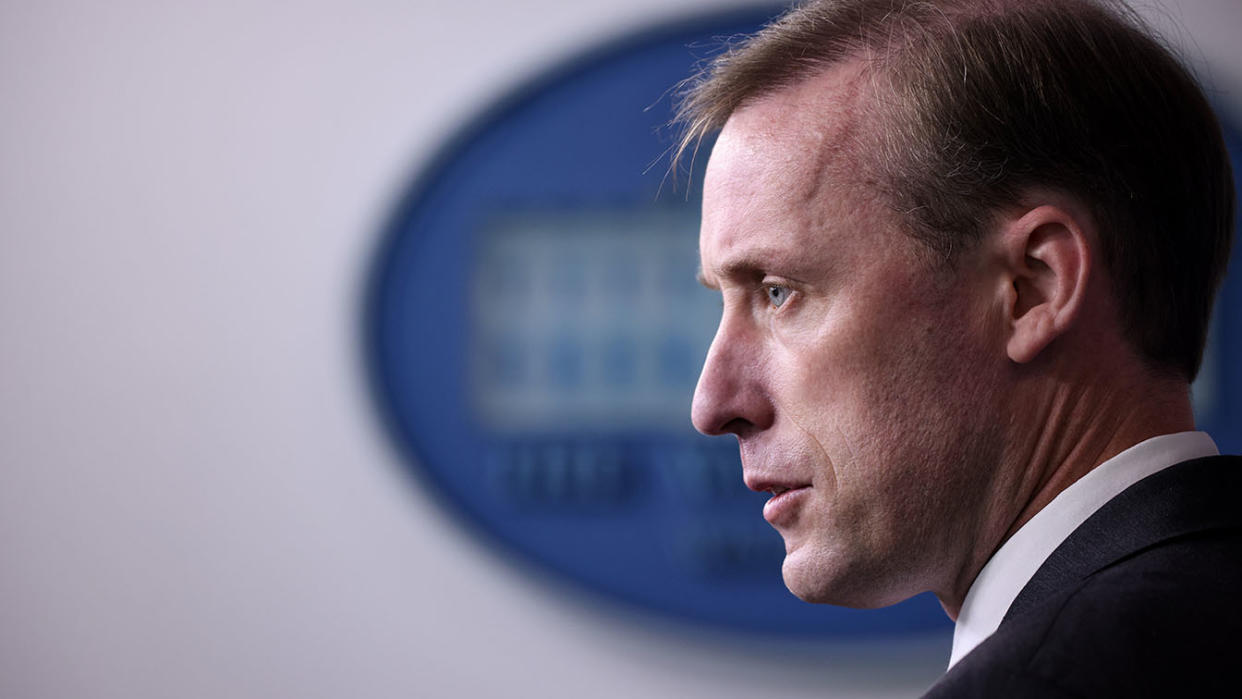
[{"xmin": 947, "ymin": 431, "xmax": 1219, "ymax": 669}]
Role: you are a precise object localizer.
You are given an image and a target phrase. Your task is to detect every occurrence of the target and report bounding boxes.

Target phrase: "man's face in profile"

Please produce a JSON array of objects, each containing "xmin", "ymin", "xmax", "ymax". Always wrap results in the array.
[{"xmin": 691, "ymin": 64, "xmax": 1010, "ymax": 608}]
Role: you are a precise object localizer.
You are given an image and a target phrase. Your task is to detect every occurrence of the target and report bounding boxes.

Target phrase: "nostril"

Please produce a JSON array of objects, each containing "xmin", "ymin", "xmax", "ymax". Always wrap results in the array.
[
  {"xmin": 691, "ymin": 393, "xmax": 750, "ymax": 437},
  {"xmin": 721, "ymin": 417, "xmax": 756, "ymax": 437},
  {"xmin": 691, "ymin": 369, "xmax": 769, "ymax": 437},
  {"xmin": 690, "ymin": 326, "xmax": 772, "ymax": 437}
]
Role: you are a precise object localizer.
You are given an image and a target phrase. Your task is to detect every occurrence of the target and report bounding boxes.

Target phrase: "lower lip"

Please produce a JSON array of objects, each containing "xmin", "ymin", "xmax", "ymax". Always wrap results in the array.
[{"xmin": 763, "ymin": 486, "xmax": 811, "ymax": 526}]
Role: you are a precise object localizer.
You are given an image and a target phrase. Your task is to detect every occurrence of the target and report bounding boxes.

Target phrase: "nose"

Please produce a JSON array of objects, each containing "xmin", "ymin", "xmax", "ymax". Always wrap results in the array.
[{"xmin": 690, "ymin": 317, "xmax": 773, "ymax": 437}]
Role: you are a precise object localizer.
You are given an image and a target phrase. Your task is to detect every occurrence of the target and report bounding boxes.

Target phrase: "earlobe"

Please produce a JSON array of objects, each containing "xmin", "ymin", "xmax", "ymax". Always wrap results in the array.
[{"xmin": 999, "ymin": 203, "xmax": 1093, "ymax": 364}]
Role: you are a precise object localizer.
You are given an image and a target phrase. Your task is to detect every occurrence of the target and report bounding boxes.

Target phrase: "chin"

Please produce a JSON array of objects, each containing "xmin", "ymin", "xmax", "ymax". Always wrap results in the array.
[
  {"xmin": 781, "ymin": 549, "xmax": 910, "ymax": 609},
  {"xmin": 782, "ymin": 549, "xmax": 855, "ymax": 606}
]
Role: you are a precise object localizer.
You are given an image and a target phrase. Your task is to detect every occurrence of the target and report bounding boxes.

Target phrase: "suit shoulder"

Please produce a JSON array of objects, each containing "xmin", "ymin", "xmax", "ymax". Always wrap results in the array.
[{"xmin": 926, "ymin": 529, "xmax": 1242, "ymax": 698}]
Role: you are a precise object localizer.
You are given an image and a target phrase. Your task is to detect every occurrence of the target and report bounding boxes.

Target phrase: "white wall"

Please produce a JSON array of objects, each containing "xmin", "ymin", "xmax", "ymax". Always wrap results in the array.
[{"xmin": 2, "ymin": 2, "xmax": 1239, "ymax": 698}]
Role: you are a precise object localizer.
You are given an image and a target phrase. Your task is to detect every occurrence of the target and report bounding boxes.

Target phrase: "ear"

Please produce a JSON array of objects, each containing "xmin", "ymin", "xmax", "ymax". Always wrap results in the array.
[{"xmin": 996, "ymin": 203, "xmax": 1093, "ymax": 364}]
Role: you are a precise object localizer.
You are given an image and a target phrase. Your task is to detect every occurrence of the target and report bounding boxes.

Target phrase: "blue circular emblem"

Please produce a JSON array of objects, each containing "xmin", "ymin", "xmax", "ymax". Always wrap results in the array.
[{"xmin": 366, "ymin": 7, "xmax": 1242, "ymax": 635}]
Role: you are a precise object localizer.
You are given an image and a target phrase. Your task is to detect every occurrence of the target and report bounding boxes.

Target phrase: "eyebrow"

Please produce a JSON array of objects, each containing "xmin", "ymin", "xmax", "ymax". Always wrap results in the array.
[
  {"xmin": 698, "ymin": 255, "xmax": 772, "ymax": 290},
  {"xmin": 695, "ymin": 265, "xmax": 718, "ymax": 290}
]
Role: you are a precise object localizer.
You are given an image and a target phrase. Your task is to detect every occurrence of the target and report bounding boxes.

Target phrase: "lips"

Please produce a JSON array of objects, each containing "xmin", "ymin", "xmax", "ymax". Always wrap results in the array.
[
  {"xmin": 744, "ymin": 473, "xmax": 812, "ymax": 526},
  {"xmin": 760, "ymin": 485, "xmax": 811, "ymax": 526},
  {"xmin": 744, "ymin": 472, "xmax": 804, "ymax": 494}
]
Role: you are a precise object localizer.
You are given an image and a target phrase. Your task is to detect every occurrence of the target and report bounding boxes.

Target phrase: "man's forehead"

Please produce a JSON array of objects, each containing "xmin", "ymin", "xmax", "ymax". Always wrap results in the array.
[
  {"xmin": 721, "ymin": 61, "xmax": 870, "ymax": 160},
  {"xmin": 700, "ymin": 61, "xmax": 878, "ymax": 261},
  {"xmin": 707, "ymin": 61, "xmax": 874, "ymax": 206}
]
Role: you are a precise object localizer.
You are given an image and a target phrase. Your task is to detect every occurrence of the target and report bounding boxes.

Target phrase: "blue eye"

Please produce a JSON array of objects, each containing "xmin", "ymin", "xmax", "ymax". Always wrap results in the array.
[{"xmin": 766, "ymin": 285, "xmax": 790, "ymax": 308}]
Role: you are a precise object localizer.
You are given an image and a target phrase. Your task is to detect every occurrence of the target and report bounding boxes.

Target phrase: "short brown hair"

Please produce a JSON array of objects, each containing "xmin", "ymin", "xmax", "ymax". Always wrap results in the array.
[{"xmin": 676, "ymin": 0, "xmax": 1235, "ymax": 380}]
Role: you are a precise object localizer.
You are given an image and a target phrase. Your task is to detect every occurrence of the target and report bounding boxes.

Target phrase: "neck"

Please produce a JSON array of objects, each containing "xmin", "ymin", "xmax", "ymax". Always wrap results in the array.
[
  {"xmin": 1004, "ymin": 372, "xmax": 1193, "ymax": 538},
  {"xmin": 938, "ymin": 361, "xmax": 1194, "ymax": 619}
]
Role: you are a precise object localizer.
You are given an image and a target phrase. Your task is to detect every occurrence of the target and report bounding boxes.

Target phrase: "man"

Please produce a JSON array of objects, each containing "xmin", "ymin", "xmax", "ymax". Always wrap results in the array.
[{"xmin": 681, "ymin": 0, "xmax": 1238, "ymax": 695}]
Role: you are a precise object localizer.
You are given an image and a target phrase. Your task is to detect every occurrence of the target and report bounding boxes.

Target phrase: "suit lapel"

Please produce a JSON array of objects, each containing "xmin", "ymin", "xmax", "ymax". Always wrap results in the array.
[{"xmin": 1004, "ymin": 455, "xmax": 1242, "ymax": 622}]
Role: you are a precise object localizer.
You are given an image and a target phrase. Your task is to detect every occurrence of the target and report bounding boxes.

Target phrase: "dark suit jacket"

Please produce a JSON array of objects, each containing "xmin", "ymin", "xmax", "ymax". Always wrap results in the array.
[{"xmin": 924, "ymin": 455, "xmax": 1242, "ymax": 698}]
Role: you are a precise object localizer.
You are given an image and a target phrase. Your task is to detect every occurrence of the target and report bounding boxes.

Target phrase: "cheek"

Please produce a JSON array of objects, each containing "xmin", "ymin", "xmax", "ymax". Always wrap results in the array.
[
  {"xmin": 767, "ymin": 316, "xmax": 906, "ymax": 475},
  {"xmin": 776, "ymin": 300, "xmax": 974, "ymax": 466},
  {"xmin": 772, "ymin": 294, "xmax": 911, "ymax": 404}
]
